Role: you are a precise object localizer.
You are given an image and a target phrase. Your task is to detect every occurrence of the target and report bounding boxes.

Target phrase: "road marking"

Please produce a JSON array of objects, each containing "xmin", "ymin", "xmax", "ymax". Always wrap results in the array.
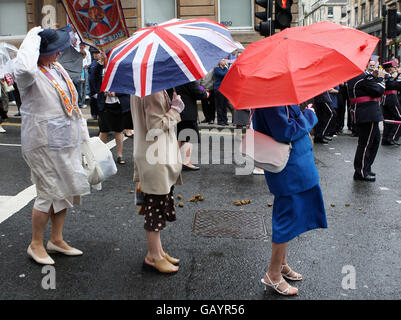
[
  {"xmin": 396, "ymin": 200, "xmax": 401, "ymax": 204},
  {"xmin": 0, "ymin": 196, "xmax": 13, "ymax": 206},
  {"xmin": 0, "ymin": 143, "xmax": 21, "ymax": 147},
  {"xmin": 0, "ymin": 186, "xmax": 36, "ymax": 224},
  {"xmin": 0, "ymin": 137, "xmax": 125, "ymax": 224},
  {"xmin": 379, "ymin": 187, "xmax": 389, "ymax": 191}
]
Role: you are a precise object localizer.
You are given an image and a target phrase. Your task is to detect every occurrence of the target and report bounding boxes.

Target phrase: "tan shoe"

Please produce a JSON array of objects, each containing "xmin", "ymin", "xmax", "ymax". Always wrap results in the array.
[
  {"xmin": 163, "ymin": 253, "xmax": 180, "ymax": 265},
  {"xmin": 143, "ymin": 257, "xmax": 179, "ymax": 274}
]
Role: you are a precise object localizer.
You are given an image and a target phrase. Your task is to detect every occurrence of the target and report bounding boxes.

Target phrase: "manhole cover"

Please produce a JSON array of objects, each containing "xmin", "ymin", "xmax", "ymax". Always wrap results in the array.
[{"xmin": 192, "ymin": 210, "xmax": 268, "ymax": 239}]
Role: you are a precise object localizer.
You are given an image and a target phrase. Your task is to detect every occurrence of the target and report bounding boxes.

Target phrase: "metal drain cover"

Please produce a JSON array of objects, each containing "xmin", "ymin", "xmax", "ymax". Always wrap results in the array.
[{"xmin": 192, "ymin": 210, "xmax": 268, "ymax": 239}]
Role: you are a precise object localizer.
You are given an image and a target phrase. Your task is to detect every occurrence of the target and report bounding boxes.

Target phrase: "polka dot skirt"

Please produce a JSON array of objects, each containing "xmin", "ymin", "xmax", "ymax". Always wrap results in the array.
[{"xmin": 140, "ymin": 187, "xmax": 176, "ymax": 232}]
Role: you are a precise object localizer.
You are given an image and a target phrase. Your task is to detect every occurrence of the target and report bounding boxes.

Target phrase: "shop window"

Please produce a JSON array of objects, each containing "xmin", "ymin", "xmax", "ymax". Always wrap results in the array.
[
  {"xmin": 220, "ymin": 0, "xmax": 253, "ymax": 29},
  {"xmin": 142, "ymin": 0, "xmax": 176, "ymax": 27}
]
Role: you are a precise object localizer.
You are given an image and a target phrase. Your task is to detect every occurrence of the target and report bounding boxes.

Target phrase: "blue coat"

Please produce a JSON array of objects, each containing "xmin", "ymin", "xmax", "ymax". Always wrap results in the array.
[{"xmin": 252, "ymin": 105, "xmax": 319, "ymax": 196}]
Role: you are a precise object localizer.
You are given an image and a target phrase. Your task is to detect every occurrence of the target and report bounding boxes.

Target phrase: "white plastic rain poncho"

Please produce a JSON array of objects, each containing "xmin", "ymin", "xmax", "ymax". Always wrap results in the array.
[{"xmin": 14, "ymin": 27, "xmax": 90, "ymax": 202}]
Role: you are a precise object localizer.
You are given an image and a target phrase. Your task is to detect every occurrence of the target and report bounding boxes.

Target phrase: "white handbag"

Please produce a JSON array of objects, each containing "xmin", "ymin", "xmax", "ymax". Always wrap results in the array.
[
  {"xmin": 81, "ymin": 137, "xmax": 117, "ymax": 185},
  {"xmin": 241, "ymin": 109, "xmax": 291, "ymax": 173}
]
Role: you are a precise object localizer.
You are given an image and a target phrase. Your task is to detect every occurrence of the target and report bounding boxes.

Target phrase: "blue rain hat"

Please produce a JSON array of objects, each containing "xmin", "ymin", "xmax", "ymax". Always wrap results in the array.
[{"xmin": 39, "ymin": 28, "xmax": 71, "ymax": 56}]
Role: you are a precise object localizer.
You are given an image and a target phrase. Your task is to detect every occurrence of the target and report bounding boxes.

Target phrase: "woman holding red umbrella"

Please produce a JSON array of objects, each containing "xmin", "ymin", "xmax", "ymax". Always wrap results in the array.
[{"xmin": 253, "ymin": 104, "xmax": 328, "ymax": 296}]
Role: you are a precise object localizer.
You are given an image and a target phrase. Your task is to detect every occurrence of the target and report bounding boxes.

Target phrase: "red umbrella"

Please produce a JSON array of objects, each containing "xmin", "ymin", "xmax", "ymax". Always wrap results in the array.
[{"xmin": 219, "ymin": 21, "xmax": 379, "ymax": 109}]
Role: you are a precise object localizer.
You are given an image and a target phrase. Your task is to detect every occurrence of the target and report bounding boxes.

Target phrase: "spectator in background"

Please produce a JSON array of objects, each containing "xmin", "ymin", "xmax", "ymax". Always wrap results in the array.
[
  {"xmin": 214, "ymin": 59, "xmax": 230, "ymax": 126},
  {"xmin": 80, "ymin": 43, "xmax": 91, "ymax": 107},
  {"xmin": 0, "ymin": 77, "xmax": 9, "ymax": 133},
  {"xmin": 168, "ymin": 80, "xmax": 208, "ymax": 171},
  {"xmin": 98, "ymin": 90, "xmax": 129, "ymax": 165},
  {"xmin": 57, "ymin": 28, "xmax": 84, "ymax": 108},
  {"xmin": 200, "ymin": 69, "xmax": 215, "ymax": 124},
  {"xmin": 88, "ymin": 47, "xmax": 103, "ymax": 120}
]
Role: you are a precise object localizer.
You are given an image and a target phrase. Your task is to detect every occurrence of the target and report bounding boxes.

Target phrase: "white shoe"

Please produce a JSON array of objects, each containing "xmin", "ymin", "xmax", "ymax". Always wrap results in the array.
[
  {"xmin": 46, "ymin": 241, "xmax": 83, "ymax": 256},
  {"xmin": 0, "ymin": 127, "xmax": 6, "ymax": 133},
  {"xmin": 252, "ymin": 168, "xmax": 264, "ymax": 175},
  {"xmin": 27, "ymin": 245, "xmax": 55, "ymax": 265}
]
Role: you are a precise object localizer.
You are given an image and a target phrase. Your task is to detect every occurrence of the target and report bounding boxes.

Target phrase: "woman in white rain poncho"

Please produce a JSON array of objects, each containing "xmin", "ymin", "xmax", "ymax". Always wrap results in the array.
[{"xmin": 14, "ymin": 27, "xmax": 91, "ymax": 265}]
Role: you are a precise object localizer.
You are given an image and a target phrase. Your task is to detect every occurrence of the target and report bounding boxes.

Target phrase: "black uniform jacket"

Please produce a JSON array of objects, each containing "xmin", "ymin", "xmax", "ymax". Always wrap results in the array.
[
  {"xmin": 382, "ymin": 74, "xmax": 401, "ymax": 110},
  {"xmin": 347, "ymin": 72, "xmax": 385, "ymax": 123},
  {"xmin": 313, "ymin": 91, "xmax": 334, "ymax": 106}
]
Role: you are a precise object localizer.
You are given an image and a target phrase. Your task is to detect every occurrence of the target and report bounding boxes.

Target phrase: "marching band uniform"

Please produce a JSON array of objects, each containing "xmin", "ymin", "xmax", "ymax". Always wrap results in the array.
[
  {"xmin": 381, "ymin": 62, "xmax": 401, "ymax": 145},
  {"xmin": 347, "ymin": 71, "xmax": 385, "ymax": 182},
  {"xmin": 313, "ymin": 91, "xmax": 335, "ymax": 144}
]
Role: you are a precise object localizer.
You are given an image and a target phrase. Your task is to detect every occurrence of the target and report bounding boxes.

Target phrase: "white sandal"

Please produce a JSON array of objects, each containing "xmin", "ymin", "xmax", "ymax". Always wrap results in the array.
[
  {"xmin": 261, "ymin": 273, "xmax": 298, "ymax": 296},
  {"xmin": 281, "ymin": 264, "xmax": 303, "ymax": 281}
]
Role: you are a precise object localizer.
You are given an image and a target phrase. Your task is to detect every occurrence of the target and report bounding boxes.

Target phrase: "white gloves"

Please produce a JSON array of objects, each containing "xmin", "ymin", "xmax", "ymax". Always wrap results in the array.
[
  {"xmin": 170, "ymin": 92, "xmax": 185, "ymax": 113},
  {"xmin": 32, "ymin": 26, "xmax": 44, "ymax": 34}
]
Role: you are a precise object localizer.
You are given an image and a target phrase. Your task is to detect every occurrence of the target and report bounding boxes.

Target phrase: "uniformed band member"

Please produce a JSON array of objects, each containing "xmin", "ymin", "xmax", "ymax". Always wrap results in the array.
[
  {"xmin": 381, "ymin": 61, "xmax": 401, "ymax": 146},
  {"xmin": 313, "ymin": 90, "xmax": 335, "ymax": 144},
  {"xmin": 347, "ymin": 65, "xmax": 386, "ymax": 182}
]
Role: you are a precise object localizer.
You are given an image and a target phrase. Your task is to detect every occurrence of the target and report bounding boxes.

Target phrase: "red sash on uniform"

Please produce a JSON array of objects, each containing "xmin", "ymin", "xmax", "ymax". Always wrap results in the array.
[{"xmin": 350, "ymin": 96, "xmax": 381, "ymax": 104}]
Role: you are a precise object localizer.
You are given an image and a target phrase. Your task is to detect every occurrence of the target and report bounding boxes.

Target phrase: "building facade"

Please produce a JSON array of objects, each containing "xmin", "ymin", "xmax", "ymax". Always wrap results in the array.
[
  {"xmin": 0, "ymin": 0, "xmax": 300, "ymax": 48},
  {"xmin": 301, "ymin": 0, "xmax": 347, "ymax": 26},
  {"xmin": 300, "ymin": 0, "xmax": 401, "ymax": 59}
]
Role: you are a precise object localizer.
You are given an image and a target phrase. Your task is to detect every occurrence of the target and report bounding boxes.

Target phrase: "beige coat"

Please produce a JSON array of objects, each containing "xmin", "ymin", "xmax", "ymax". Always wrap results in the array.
[{"xmin": 131, "ymin": 91, "xmax": 183, "ymax": 195}]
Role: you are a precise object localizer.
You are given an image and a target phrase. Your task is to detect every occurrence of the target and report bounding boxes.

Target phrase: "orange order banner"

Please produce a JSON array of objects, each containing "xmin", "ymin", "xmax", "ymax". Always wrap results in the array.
[{"xmin": 61, "ymin": 0, "xmax": 130, "ymax": 52}]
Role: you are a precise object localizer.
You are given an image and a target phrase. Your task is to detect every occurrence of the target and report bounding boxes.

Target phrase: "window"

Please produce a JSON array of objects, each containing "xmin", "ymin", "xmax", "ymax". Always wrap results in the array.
[
  {"xmin": 369, "ymin": 1, "xmax": 374, "ymax": 21},
  {"xmin": 342, "ymin": 6, "xmax": 346, "ymax": 19},
  {"xmin": 378, "ymin": 0, "xmax": 382, "ymax": 18},
  {"xmin": 0, "ymin": 0, "xmax": 27, "ymax": 36},
  {"xmin": 361, "ymin": 4, "xmax": 365, "ymax": 24},
  {"xmin": 142, "ymin": 0, "xmax": 176, "ymax": 27},
  {"xmin": 220, "ymin": 0, "xmax": 253, "ymax": 29},
  {"xmin": 355, "ymin": 7, "xmax": 359, "ymax": 26},
  {"xmin": 328, "ymin": 7, "xmax": 334, "ymax": 18}
]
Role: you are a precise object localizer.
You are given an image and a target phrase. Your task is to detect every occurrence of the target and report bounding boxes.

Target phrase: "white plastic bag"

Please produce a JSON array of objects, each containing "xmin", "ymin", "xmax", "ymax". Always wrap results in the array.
[{"xmin": 81, "ymin": 137, "xmax": 117, "ymax": 185}]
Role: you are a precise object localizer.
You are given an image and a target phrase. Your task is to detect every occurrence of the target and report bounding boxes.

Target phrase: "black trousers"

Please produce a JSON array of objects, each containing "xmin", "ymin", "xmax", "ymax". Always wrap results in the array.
[
  {"xmin": 201, "ymin": 90, "xmax": 215, "ymax": 122},
  {"xmin": 336, "ymin": 93, "xmax": 346, "ymax": 132},
  {"xmin": 354, "ymin": 122, "xmax": 380, "ymax": 177},
  {"xmin": 215, "ymin": 90, "xmax": 229, "ymax": 125},
  {"xmin": 314, "ymin": 102, "xmax": 334, "ymax": 139}
]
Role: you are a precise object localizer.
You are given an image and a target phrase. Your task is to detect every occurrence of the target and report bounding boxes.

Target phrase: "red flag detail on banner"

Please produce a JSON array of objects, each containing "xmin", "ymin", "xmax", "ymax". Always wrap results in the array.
[{"xmin": 61, "ymin": 0, "xmax": 130, "ymax": 52}]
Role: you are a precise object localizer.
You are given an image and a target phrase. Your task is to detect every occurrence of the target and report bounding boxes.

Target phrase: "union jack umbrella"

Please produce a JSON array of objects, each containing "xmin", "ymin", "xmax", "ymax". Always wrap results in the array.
[{"xmin": 101, "ymin": 18, "xmax": 238, "ymax": 97}]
